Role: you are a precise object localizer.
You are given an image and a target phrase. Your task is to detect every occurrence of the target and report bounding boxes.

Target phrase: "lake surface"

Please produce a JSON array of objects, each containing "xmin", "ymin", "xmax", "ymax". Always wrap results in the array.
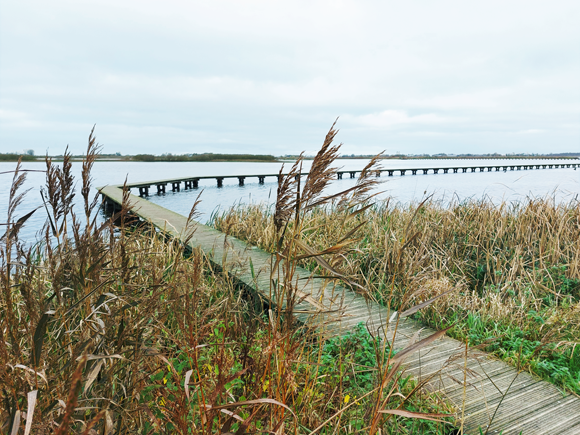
[{"xmin": 1, "ymin": 158, "xmax": 578, "ymax": 245}]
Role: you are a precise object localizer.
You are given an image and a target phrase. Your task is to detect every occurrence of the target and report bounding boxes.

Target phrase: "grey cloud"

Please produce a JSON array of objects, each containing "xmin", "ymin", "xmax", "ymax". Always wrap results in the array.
[{"xmin": 0, "ymin": 0, "xmax": 578, "ymax": 155}]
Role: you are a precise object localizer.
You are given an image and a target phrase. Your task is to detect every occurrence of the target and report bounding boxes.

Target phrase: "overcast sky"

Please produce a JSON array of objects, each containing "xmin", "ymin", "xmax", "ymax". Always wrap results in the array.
[{"xmin": 1, "ymin": 0, "xmax": 579, "ymax": 156}]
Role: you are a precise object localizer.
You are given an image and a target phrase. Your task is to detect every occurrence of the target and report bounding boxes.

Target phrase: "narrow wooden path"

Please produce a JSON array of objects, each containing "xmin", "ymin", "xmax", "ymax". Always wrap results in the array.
[{"xmin": 100, "ymin": 184, "xmax": 580, "ymax": 434}]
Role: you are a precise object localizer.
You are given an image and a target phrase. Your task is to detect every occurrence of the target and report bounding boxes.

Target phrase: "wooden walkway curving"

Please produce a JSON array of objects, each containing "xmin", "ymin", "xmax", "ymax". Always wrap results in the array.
[{"xmin": 99, "ymin": 184, "xmax": 580, "ymax": 434}]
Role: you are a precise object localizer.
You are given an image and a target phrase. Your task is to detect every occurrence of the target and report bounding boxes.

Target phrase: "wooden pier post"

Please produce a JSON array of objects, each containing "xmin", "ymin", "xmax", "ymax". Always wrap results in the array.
[
  {"xmin": 156, "ymin": 184, "xmax": 166, "ymax": 194},
  {"xmin": 258, "ymin": 176, "xmax": 265, "ymax": 184},
  {"xmin": 238, "ymin": 176, "xmax": 245, "ymax": 186},
  {"xmin": 172, "ymin": 182, "xmax": 180, "ymax": 192},
  {"xmin": 216, "ymin": 177, "xmax": 224, "ymax": 187},
  {"xmin": 138, "ymin": 186, "xmax": 150, "ymax": 197}
]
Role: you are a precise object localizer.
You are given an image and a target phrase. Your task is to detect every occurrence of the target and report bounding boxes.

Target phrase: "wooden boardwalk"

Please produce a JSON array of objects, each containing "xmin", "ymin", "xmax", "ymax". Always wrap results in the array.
[
  {"xmin": 119, "ymin": 161, "xmax": 579, "ymax": 196},
  {"xmin": 100, "ymin": 184, "xmax": 580, "ymax": 434}
]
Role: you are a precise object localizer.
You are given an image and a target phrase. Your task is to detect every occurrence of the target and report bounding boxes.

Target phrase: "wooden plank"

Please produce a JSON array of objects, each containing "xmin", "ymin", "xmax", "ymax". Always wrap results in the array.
[
  {"xmin": 425, "ymin": 360, "xmax": 513, "ymax": 399},
  {"xmin": 491, "ymin": 395, "xmax": 580, "ymax": 435},
  {"xmin": 555, "ymin": 417, "xmax": 580, "ymax": 435},
  {"xmin": 467, "ymin": 388, "xmax": 564, "ymax": 434},
  {"xmin": 461, "ymin": 377, "xmax": 545, "ymax": 418}
]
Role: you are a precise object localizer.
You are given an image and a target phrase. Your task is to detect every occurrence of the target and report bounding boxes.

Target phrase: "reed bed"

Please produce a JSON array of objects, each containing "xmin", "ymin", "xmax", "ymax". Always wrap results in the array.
[
  {"xmin": 1, "ymin": 127, "xmax": 457, "ymax": 433},
  {"xmin": 212, "ymin": 194, "xmax": 580, "ymax": 396}
]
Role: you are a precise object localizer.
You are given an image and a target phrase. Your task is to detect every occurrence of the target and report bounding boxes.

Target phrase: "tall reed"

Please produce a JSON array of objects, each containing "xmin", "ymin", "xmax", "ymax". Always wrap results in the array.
[
  {"xmin": 213, "ymin": 195, "xmax": 580, "ymax": 394},
  {"xmin": 1, "ymin": 126, "xmax": 456, "ymax": 434}
]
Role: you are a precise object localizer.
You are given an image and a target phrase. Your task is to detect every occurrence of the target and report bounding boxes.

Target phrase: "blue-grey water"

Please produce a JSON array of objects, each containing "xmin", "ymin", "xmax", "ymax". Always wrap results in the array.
[{"xmin": 1, "ymin": 158, "xmax": 578, "ymax": 245}]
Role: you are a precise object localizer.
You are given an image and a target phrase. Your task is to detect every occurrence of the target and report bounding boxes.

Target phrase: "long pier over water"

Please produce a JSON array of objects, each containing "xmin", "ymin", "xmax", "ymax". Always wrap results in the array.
[
  {"xmin": 98, "ymin": 180, "xmax": 580, "ymax": 434},
  {"xmin": 122, "ymin": 162, "xmax": 578, "ymax": 197}
]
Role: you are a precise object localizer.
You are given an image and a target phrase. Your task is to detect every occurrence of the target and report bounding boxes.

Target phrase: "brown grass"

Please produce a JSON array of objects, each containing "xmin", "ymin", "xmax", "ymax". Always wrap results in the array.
[
  {"xmin": 1, "ymin": 125, "xmax": 457, "ymax": 434},
  {"xmin": 213, "ymin": 194, "xmax": 580, "ymax": 394}
]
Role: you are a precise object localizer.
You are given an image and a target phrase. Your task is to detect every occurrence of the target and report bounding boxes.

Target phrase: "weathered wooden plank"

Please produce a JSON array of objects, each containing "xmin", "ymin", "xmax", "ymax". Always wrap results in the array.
[
  {"xmin": 555, "ymin": 417, "xmax": 580, "ymax": 435},
  {"xmin": 461, "ymin": 377, "xmax": 545, "ymax": 421},
  {"xmin": 405, "ymin": 344, "xmax": 470, "ymax": 375},
  {"xmin": 425, "ymin": 360, "xmax": 512, "ymax": 399},
  {"xmin": 434, "ymin": 360, "xmax": 514, "ymax": 391},
  {"xmin": 495, "ymin": 395, "xmax": 580, "ymax": 434},
  {"xmin": 467, "ymin": 388, "xmax": 564, "ymax": 434}
]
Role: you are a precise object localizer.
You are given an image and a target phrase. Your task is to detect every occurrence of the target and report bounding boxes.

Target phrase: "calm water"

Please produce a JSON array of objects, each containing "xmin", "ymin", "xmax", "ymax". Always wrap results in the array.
[{"xmin": 1, "ymin": 158, "xmax": 578, "ymax": 245}]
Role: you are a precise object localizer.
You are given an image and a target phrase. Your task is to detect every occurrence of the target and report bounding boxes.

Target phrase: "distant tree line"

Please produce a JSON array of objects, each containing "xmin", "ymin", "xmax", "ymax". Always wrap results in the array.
[
  {"xmin": 0, "ymin": 153, "xmax": 36, "ymax": 161},
  {"xmin": 545, "ymin": 152, "xmax": 580, "ymax": 157},
  {"xmin": 132, "ymin": 153, "xmax": 278, "ymax": 162},
  {"xmin": 334, "ymin": 152, "xmax": 580, "ymax": 160}
]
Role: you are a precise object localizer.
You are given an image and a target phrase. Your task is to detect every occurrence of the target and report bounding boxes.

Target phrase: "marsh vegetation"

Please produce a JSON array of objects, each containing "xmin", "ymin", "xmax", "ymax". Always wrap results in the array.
[
  {"xmin": 1, "ymin": 127, "xmax": 459, "ymax": 434},
  {"xmin": 213, "ymin": 195, "xmax": 580, "ymax": 396}
]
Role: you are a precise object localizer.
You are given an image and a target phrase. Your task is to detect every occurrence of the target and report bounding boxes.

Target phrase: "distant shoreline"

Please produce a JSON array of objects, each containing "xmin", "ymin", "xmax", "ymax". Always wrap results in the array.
[
  {"xmin": 1, "ymin": 154, "xmax": 578, "ymax": 163},
  {"xmin": 0, "ymin": 154, "xmax": 280, "ymax": 163}
]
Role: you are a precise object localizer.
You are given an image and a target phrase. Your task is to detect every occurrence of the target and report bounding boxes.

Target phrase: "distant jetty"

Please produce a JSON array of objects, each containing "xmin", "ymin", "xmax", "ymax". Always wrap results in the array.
[{"xmin": 99, "ymin": 160, "xmax": 579, "ymax": 197}]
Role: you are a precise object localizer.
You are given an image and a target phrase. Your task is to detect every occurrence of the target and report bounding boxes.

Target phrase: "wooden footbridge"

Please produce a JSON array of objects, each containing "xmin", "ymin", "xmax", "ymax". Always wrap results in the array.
[
  {"xmin": 99, "ymin": 183, "xmax": 580, "ymax": 434},
  {"xmin": 121, "ymin": 162, "xmax": 579, "ymax": 197}
]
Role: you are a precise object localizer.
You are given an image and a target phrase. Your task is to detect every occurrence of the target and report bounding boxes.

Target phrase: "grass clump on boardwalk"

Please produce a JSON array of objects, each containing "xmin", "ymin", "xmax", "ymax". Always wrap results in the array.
[
  {"xmin": 212, "ymin": 195, "xmax": 580, "ymax": 396},
  {"xmin": 1, "ymin": 127, "xmax": 456, "ymax": 433}
]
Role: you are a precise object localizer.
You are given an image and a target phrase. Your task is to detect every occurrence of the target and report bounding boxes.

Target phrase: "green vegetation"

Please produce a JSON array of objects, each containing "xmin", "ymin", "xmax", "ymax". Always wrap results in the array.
[
  {"xmin": 132, "ymin": 153, "xmax": 278, "ymax": 162},
  {"xmin": 0, "ymin": 153, "xmax": 36, "ymax": 161},
  {"xmin": 0, "ymin": 127, "xmax": 456, "ymax": 433},
  {"xmin": 212, "ymin": 196, "xmax": 580, "ymax": 396}
]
